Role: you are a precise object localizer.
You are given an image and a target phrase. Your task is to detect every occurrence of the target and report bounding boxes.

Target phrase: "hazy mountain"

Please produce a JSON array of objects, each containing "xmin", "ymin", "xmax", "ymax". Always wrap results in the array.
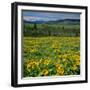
[{"xmin": 23, "ymin": 19, "xmax": 80, "ymax": 24}]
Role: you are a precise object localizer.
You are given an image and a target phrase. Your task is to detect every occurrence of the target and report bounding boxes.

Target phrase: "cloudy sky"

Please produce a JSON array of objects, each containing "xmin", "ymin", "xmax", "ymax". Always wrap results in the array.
[{"xmin": 22, "ymin": 11, "xmax": 80, "ymax": 22}]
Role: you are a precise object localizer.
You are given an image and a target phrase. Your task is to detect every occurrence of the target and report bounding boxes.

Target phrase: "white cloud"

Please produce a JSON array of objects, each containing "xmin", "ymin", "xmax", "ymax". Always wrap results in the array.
[{"xmin": 23, "ymin": 16, "xmax": 57, "ymax": 22}]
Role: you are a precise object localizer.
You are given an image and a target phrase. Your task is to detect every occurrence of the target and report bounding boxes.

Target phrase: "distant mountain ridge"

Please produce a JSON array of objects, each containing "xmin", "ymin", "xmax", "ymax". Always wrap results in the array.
[{"xmin": 24, "ymin": 19, "xmax": 80, "ymax": 24}]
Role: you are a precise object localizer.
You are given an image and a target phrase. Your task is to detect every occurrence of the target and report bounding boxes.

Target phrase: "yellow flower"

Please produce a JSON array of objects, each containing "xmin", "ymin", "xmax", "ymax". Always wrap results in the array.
[
  {"xmin": 76, "ymin": 55, "xmax": 80, "ymax": 61},
  {"xmin": 72, "ymin": 64, "xmax": 77, "ymax": 70},
  {"xmin": 26, "ymin": 60, "xmax": 38, "ymax": 71},
  {"xmin": 52, "ymin": 44, "xmax": 59, "ymax": 49},
  {"xmin": 30, "ymin": 48, "xmax": 37, "ymax": 53},
  {"xmin": 74, "ymin": 55, "xmax": 80, "ymax": 65},
  {"xmin": 55, "ymin": 63, "xmax": 61, "ymax": 69},
  {"xmin": 76, "ymin": 60, "xmax": 80, "ymax": 65},
  {"xmin": 42, "ymin": 69, "xmax": 49, "ymax": 76},
  {"xmin": 63, "ymin": 54, "xmax": 67, "ymax": 59},
  {"xmin": 55, "ymin": 63, "xmax": 64, "ymax": 75},
  {"xmin": 43, "ymin": 59, "xmax": 51, "ymax": 65},
  {"xmin": 63, "ymin": 58, "xmax": 66, "ymax": 62},
  {"xmin": 57, "ymin": 67, "xmax": 64, "ymax": 75}
]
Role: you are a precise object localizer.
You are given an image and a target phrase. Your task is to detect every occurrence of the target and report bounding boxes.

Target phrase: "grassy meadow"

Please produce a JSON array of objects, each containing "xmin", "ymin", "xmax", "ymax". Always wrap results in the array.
[{"xmin": 23, "ymin": 23, "xmax": 80, "ymax": 77}]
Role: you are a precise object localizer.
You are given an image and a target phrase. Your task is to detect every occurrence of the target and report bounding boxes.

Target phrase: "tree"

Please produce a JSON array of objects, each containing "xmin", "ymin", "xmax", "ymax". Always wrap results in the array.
[{"xmin": 34, "ymin": 23, "xmax": 37, "ymax": 30}]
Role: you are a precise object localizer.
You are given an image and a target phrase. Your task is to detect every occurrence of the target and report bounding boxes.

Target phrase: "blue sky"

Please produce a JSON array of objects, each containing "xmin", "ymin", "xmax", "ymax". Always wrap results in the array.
[{"xmin": 22, "ymin": 11, "xmax": 80, "ymax": 21}]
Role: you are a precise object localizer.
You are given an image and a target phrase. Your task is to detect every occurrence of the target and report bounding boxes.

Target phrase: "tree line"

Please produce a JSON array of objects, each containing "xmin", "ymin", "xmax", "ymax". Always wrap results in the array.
[{"xmin": 23, "ymin": 23, "xmax": 80, "ymax": 37}]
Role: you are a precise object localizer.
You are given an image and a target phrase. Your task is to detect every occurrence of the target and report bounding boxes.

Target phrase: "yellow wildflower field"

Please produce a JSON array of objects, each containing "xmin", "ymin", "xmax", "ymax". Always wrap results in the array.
[{"xmin": 23, "ymin": 37, "xmax": 80, "ymax": 77}]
